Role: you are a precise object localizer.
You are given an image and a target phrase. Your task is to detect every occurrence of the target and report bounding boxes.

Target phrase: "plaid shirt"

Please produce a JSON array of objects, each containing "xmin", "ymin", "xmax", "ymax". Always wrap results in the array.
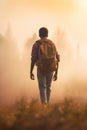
[
  {"xmin": 31, "ymin": 39, "xmax": 60, "ymax": 63},
  {"xmin": 31, "ymin": 41, "xmax": 40, "ymax": 62}
]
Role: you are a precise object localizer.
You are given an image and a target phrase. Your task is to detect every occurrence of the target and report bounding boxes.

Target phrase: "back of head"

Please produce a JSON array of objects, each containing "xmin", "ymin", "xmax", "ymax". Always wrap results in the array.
[{"xmin": 39, "ymin": 27, "xmax": 48, "ymax": 38}]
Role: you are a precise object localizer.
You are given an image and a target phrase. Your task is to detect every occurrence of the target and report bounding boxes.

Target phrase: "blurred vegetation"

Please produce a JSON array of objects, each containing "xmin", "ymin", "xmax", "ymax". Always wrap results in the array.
[{"xmin": 0, "ymin": 97, "xmax": 87, "ymax": 130}]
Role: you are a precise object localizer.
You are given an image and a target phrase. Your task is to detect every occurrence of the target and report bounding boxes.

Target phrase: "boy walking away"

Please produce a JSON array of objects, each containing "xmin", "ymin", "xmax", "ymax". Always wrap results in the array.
[{"xmin": 30, "ymin": 27, "xmax": 60, "ymax": 104}]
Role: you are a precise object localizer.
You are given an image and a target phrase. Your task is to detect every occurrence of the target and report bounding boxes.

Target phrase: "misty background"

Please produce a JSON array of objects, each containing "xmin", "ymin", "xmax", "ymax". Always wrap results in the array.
[
  {"xmin": 0, "ymin": 24, "xmax": 87, "ymax": 105},
  {"xmin": 0, "ymin": 0, "xmax": 87, "ymax": 104}
]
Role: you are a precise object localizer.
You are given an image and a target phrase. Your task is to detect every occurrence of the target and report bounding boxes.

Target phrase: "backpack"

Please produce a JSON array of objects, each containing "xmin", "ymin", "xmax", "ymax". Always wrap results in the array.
[{"xmin": 37, "ymin": 39, "xmax": 58, "ymax": 73}]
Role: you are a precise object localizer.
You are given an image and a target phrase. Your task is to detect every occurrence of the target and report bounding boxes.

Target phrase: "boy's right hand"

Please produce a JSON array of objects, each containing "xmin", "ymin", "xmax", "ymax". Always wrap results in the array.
[
  {"xmin": 30, "ymin": 73, "xmax": 35, "ymax": 80},
  {"xmin": 53, "ymin": 73, "xmax": 57, "ymax": 81}
]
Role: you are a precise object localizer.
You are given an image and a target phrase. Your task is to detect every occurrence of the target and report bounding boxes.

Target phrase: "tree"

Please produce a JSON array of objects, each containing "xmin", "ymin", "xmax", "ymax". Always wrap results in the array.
[
  {"xmin": 54, "ymin": 27, "xmax": 73, "ymax": 81},
  {"xmin": 55, "ymin": 27, "xmax": 73, "ymax": 62},
  {"xmin": 25, "ymin": 33, "xmax": 37, "ymax": 48}
]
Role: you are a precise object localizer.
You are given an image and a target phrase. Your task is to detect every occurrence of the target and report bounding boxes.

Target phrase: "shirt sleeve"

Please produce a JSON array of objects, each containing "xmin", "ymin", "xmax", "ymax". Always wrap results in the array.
[
  {"xmin": 31, "ymin": 41, "xmax": 39, "ymax": 62},
  {"xmin": 53, "ymin": 42, "xmax": 60, "ymax": 62},
  {"xmin": 56, "ymin": 51, "xmax": 60, "ymax": 62}
]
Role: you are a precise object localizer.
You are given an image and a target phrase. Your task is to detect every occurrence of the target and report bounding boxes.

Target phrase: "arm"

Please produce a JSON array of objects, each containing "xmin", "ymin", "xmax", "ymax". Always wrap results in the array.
[
  {"xmin": 53, "ymin": 61, "xmax": 58, "ymax": 81},
  {"xmin": 53, "ymin": 52, "xmax": 60, "ymax": 81},
  {"xmin": 30, "ymin": 58, "xmax": 36, "ymax": 80},
  {"xmin": 30, "ymin": 41, "xmax": 39, "ymax": 80}
]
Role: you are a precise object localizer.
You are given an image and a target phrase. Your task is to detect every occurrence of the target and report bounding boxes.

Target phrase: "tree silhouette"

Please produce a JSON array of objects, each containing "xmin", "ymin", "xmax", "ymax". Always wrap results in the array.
[
  {"xmin": 55, "ymin": 27, "xmax": 72, "ymax": 62},
  {"xmin": 23, "ymin": 33, "xmax": 38, "ymax": 66},
  {"xmin": 25, "ymin": 33, "xmax": 38, "ymax": 48},
  {"xmin": 54, "ymin": 27, "xmax": 74, "ymax": 81},
  {"xmin": 0, "ymin": 24, "xmax": 23, "ymax": 104}
]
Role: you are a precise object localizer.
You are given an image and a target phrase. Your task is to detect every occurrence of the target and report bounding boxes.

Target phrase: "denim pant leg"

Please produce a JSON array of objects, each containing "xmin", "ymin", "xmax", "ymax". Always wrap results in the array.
[
  {"xmin": 37, "ymin": 69, "xmax": 46, "ymax": 104},
  {"xmin": 46, "ymin": 72, "xmax": 53, "ymax": 103}
]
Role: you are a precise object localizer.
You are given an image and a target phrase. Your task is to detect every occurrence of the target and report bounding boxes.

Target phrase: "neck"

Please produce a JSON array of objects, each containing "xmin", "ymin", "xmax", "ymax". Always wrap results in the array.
[{"xmin": 40, "ymin": 36, "xmax": 47, "ymax": 39}]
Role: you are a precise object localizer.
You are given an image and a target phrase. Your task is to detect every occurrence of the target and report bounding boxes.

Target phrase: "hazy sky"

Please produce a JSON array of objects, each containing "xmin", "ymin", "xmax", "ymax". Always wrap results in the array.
[
  {"xmin": 0, "ymin": 0, "xmax": 87, "ymax": 57},
  {"xmin": 0, "ymin": 0, "xmax": 87, "ymax": 102}
]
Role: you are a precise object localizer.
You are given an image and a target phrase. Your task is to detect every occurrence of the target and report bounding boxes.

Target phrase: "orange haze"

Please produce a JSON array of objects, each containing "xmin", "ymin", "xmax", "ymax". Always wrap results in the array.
[{"xmin": 0, "ymin": 0, "xmax": 87, "ymax": 104}]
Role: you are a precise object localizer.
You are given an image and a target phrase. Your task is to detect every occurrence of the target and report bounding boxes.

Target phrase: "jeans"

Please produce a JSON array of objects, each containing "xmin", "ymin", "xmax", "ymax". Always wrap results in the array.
[{"xmin": 37, "ymin": 69, "xmax": 53, "ymax": 104}]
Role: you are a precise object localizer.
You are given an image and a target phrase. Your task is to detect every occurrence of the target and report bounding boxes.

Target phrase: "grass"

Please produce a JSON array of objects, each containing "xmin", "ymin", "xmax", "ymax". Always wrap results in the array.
[{"xmin": 0, "ymin": 97, "xmax": 87, "ymax": 130}]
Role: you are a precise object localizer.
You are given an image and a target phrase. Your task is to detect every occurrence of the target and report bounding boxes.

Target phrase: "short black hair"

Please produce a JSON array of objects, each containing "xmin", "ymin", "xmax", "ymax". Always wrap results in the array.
[{"xmin": 39, "ymin": 27, "xmax": 48, "ymax": 37}]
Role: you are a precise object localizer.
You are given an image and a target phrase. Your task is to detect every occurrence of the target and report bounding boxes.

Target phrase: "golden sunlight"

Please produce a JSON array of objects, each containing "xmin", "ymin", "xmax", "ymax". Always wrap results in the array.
[
  {"xmin": 79, "ymin": 0, "xmax": 87, "ymax": 12},
  {"xmin": 0, "ymin": 0, "xmax": 87, "ymax": 107}
]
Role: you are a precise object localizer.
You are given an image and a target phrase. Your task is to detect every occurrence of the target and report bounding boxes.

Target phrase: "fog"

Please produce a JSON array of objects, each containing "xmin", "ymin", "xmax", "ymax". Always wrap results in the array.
[
  {"xmin": 0, "ymin": 26, "xmax": 87, "ymax": 105},
  {"xmin": 0, "ymin": 0, "xmax": 87, "ymax": 105}
]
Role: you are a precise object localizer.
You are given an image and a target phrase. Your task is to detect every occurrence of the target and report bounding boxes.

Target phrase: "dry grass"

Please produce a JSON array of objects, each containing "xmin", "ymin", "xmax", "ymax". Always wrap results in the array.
[{"xmin": 0, "ymin": 97, "xmax": 87, "ymax": 130}]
